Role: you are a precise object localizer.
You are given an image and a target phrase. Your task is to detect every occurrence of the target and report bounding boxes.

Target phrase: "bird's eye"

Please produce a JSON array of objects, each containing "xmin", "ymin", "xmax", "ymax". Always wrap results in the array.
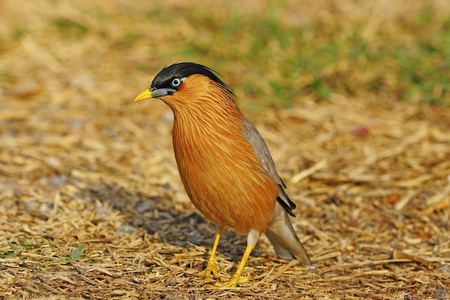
[{"xmin": 171, "ymin": 78, "xmax": 182, "ymax": 88}]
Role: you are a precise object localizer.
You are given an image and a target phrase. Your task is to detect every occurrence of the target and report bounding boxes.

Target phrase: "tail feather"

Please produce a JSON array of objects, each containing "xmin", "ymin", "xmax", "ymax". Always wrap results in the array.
[{"xmin": 265, "ymin": 202, "xmax": 312, "ymax": 266}]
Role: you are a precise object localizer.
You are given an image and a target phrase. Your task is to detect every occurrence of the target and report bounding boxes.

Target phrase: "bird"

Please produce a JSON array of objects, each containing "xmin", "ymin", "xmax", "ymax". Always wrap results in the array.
[{"xmin": 134, "ymin": 62, "xmax": 311, "ymax": 287}]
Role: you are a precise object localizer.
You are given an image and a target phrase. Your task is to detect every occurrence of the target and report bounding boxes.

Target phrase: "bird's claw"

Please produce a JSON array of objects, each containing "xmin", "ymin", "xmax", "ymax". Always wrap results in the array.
[
  {"xmin": 213, "ymin": 275, "xmax": 249, "ymax": 288},
  {"xmin": 197, "ymin": 261, "xmax": 220, "ymax": 282}
]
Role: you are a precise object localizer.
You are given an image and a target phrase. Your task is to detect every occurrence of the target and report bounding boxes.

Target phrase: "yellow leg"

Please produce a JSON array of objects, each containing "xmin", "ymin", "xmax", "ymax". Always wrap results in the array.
[
  {"xmin": 215, "ymin": 243, "xmax": 255, "ymax": 288},
  {"xmin": 198, "ymin": 227, "xmax": 222, "ymax": 282}
]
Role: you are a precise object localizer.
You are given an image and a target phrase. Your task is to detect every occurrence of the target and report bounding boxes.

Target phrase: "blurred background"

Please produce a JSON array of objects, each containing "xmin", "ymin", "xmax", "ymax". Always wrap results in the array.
[
  {"xmin": 1, "ymin": 0, "xmax": 449, "ymax": 109},
  {"xmin": 1, "ymin": 0, "xmax": 449, "ymax": 298}
]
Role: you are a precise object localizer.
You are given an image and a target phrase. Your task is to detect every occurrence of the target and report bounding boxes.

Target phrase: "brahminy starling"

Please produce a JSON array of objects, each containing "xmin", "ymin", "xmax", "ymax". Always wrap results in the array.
[{"xmin": 134, "ymin": 62, "xmax": 311, "ymax": 287}]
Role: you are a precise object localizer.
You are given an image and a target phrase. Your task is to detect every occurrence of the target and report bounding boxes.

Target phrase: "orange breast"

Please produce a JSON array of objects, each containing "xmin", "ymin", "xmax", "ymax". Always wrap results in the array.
[
  {"xmin": 166, "ymin": 80, "xmax": 279, "ymax": 235},
  {"xmin": 173, "ymin": 119, "xmax": 278, "ymax": 235}
]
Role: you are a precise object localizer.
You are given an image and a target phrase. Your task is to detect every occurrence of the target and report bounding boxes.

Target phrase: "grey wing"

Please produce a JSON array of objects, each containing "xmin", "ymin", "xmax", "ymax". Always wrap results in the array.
[{"xmin": 241, "ymin": 117, "xmax": 296, "ymax": 216}]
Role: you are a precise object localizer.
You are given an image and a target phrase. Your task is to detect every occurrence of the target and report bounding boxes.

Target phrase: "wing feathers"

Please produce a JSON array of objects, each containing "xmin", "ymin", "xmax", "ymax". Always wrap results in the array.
[
  {"xmin": 241, "ymin": 118, "xmax": 311, "ymax": 265},
  {"xmin": 241, "ymin": 117, "xmax": 296, "ymax": 215}
]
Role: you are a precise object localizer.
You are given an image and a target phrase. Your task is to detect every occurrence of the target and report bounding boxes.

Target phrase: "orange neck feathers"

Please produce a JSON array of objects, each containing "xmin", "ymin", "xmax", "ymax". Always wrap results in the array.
[{"xmin": 162, "ymin": 74, "xmax": 241, "ymax": 123}]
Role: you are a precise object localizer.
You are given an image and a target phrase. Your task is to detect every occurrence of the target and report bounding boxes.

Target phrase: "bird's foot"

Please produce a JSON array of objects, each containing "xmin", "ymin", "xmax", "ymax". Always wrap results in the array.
[
  {"xmin": 214, "ymin": 274, "xmax": 249, "ymax": 288},
  {"xmin": 197, "ymin": 260, "xmax": 220, "ymax": 283}
]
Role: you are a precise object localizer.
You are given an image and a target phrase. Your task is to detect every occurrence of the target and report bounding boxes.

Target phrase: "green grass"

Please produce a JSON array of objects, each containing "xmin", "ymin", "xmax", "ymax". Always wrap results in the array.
[
  {"xmin": 53, "ymin": 18, "xmax": 89, "ymax": 37},
  {"xmin": 41, "ymin": 244, "xmax": 86, "ymax": 267},
  {"xmin": 0, "ymin": 239, "xmax": 86, "ymax": 268},
  {"xmin": 2, "ymin": 1, "xmax": 448, "ymax": 107},
  {"xmin": 0, "ymin": 238, "xmax": 49, "ymax": 260},
  {"xmin": 143, "ymin": 2, "xmax": 449, "ymax": 106}
]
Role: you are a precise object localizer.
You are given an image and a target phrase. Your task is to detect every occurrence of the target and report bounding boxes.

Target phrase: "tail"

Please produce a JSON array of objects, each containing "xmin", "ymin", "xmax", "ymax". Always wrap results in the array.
[{"xmin": 265, "ymin": 202, "xmax": 312, "ymax": 266}]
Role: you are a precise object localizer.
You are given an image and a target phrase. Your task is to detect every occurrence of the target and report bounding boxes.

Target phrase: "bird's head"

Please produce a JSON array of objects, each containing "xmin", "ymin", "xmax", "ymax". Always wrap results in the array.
[{"xmin": 134, "ymin": 62, "xmax": 236, "ymax": 109}]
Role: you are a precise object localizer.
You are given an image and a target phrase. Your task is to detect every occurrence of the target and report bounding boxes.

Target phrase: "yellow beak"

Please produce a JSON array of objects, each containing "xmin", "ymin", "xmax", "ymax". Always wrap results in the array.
[
  {"xmin": 134, "ymin": 89, "xmax": 154, "ymax": 102},
  {"xmin": 134, "ymin": 87, "xmax": 177, "ymax": 102}
]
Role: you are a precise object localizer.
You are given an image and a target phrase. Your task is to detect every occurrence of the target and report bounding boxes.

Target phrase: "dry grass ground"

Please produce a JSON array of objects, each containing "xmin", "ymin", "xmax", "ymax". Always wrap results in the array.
[{"xmin": 1, "ymin": 1, "xmax": 449, "ymax": 299}]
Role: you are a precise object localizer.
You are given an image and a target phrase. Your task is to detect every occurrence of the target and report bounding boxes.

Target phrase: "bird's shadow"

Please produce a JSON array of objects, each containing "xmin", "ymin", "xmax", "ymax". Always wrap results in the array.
[{"xmin": 87, "ymin": 184, "xmax": 267, "ymax": 260}]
